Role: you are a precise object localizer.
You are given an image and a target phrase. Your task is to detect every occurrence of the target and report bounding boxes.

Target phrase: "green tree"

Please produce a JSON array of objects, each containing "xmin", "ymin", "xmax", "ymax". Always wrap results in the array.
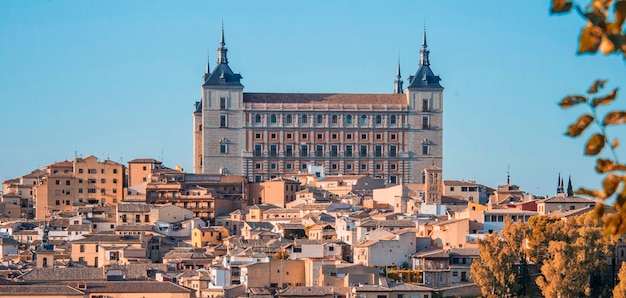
[
  {"xmin": 614, "ymin": 262, "xmax": 626, "ymax": 298},
  {"xmin": 470, "ymin": 218, "xmax": 529, "ymax": 297},
  {"xmin": 552, "ymin": 0, "xmax": 626, "ymax": 235}
]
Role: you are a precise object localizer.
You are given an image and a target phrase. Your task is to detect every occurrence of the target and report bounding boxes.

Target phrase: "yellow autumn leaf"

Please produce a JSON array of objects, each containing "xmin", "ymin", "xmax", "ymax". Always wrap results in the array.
[
  {"xmin": 604, "ymin": 111, "xmax": 626, "ymax": 125},
  {"xmin": 585, "ymin": 133, "xmax": 606, "ymax": 155},
  {"xmin": 565, "ymin": 114, "xmax": 594, "ymax": 137},
  {"xmin": 559, "ymin": 95, "xmax": 588, "ymax": 108},
  {"xmin": 591, "ymin": 88, "xmax": 618, "ymax": 106},
  {"xmin": 603, "ymin": 174, "xmax": 622, "ymax": 197},
  {"xmin": 588, "ymin": 79, "xmax": 607, "ymax": 94},
  {"xmin": 578, "ymin": 24, "xmax": 603, "ymax": 53},
  {"xmin": 613, "ymin": 138, "xmax": 620, "ymax": 149},
  {"xmin": 577, "ymin": 186, "xmax": 607, "ymax": 199},
  {"xmin": 551, "ymin": 0, "xmax": 573, "ymax": 13}
]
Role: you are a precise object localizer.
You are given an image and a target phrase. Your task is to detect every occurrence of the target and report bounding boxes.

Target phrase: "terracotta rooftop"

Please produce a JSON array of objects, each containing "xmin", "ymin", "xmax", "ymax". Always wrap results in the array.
[
  {"xmin": 18, "ymin": 268, "xmax": 106, "ymax": 282},
  {"xmin": 0, "ymin": 285, "xmax": 84, "ymax": 296},
  {"xmin": 82, "ymin": 281, "xmax": 191, "ymax": 294},
  {"xmin": 277, "ymin": 286, "xmax": 334, "ymax": 296},
  {"xmin": 243, "ymin": 93, "xmax": 407, "ymax": 105},
  {"xmin": 128, "ymin": 158, "xmax": 162, "ymax": 164}
]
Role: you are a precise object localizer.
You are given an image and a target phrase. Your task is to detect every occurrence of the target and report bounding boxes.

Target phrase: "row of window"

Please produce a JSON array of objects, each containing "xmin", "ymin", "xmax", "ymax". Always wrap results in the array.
[
  {"xmin": 77, "ymin": 168, "xmax": 119, "ymax": 174},
  {"xmin": 255, "ymin": 132, "xmax": 399, "ymax": 141},
  {"xmin": 218, "ymin": 114, "xmax": 431, "ymax": 129},
  {"xmin": 249, "ymin": 144, "xmax": 430, "ymax": 157},
  {"xmin": 254, "ymin": 113, "xmax": 404, "ymax": 126},
  {"xmin": 255, "ymin": 174, "xmax": 399, "ymax": 184},
  {"xmin": 55, "ymin": 178, "xmax": 118, "ymax": 185},
  {"xmin": 252, "ymin": 144, "xmax": 400, "ymax": 157},
  {"xmin": 255, "ymin": 161, "xmax": 400, "ymax": 172}
]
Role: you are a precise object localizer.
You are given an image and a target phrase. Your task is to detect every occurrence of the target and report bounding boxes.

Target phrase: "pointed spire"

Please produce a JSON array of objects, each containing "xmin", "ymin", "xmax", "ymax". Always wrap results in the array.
[
  {"xmin": 203, "ymin": 54, "xmax": 211, "ymax": 82},
  {"xmin": 394, "ymin": 59, "xmax": 404, "ymax": 94},
  {"xmin": 557, "ymin": 173, "xmax": 562, "ymax": 194},
  {"xmin": 419, "ymin": 26, "xmax": 430, "ymax": 67},
  {"xmin": 567, "ymin": 175, "xmax": 574, "ymax": 197},
  {"xmin": 217, "ymin": 23, "xmax": 228, "ymax": 65}
]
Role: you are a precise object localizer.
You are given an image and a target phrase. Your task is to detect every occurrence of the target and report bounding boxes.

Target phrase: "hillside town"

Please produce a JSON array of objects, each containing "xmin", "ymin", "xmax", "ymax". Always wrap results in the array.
[{"xmin": 0, "ymin": 154, "xmax": 604, "ymax": 298}]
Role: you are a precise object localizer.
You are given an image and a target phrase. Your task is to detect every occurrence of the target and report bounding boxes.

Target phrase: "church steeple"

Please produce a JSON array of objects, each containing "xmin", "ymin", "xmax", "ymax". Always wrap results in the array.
[
  {"xmin": 203, "ymin": 55, "xmax": 211, "ymax": 82},
  {"xmin": 419, "ymin": 28, "xmax": 430, "ymax": 67},
  {"xmin": 217, "ymin": 24, "xmax": 228, "ymax": 64},
  {"xmin": 567, "ymin": 175, "xmax": 574, "ymax": 197},
  {"xmin": 394, "ymin": 60, "xmax": 403, "ymax": 94}
]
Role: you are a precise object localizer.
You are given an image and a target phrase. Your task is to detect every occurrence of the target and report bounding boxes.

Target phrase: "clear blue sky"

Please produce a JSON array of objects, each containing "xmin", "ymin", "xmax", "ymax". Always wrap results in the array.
[{"xmin": 1, "ymin": 1, "xmax": 624, "ymax": 196}]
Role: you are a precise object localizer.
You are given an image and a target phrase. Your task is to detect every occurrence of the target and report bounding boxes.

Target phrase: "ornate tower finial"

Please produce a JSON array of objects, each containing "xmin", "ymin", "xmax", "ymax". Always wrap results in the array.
[
  {"xmin": 394, "ymin": 59, "xmax": 404, "ymax": 94},
  {"xmin": 217, "ymin": 23, "xmax": 228, "ymax": 64},
  {"xmin": 419, "ymin": 27, "xmax": 430, "ymax": 67},
  {"xmin": 203, "ymin": 54, "xmax": 211, "ymax": 82}
]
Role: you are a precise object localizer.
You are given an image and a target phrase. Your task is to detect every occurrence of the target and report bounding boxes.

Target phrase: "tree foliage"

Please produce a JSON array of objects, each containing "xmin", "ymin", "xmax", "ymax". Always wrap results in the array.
[
  {"xmin": 553, "ymin": 0, "xmax": 626, "ymax": 235},
  {"xmin": 273, "ymin": 249, "xmax": 289, "ymax": 259},
  {"xmin": 470, "ymin": 218, "xmax": 530, "ymax": 297},
  {"xmin": 535, "ymin": 213, "xmax": 615, "ymax": 297},
  {"xmin": 614, "ymin": 261, "xmax": 626, "ymax": 298}
]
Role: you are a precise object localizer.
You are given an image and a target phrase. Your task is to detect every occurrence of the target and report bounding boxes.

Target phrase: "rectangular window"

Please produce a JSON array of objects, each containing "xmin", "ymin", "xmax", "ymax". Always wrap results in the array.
[
  {"xmin": 101, "ymin": 189, "xmax": 106, "ymax": 195},
  {"xmin": 286, "ymin": 133, "xmax": 293, "ymax": 139},
  {"xmin": 360, "ymin": 163, "xmax": 367, "ymax": 170},
  {"xmin": 270, "ymin": 144, "xmax": 277, "ymax": 157},
  {"xmin": 331, "ymin": 163, "xmax": 338, "ymax": 170},
  {"xmin": 113, "ymin": 179, "xmax": 117, "ymax": 184},
  {"xmin": 286, "ymin": 145, "xmax": 293, "ymax": 157},
  {"xmin": 255, "ymin": 163, "xmax": 261, "ymax": 169},
  {"xmin": 376, "ymin": 134, "xmax": 382, "ymax": 140},
  {"xmin": 346, "ymin": 133, "xmax": 352, "ymax": 140},
  {"xmin": 78, "ymin": 169, "xmax": 84, "ymax": 174},
  {"xmin": 135, "ymin": 215, "xmax": 141, "ymax": 223},
  {"xmin": 316, "ymin": 145, "xmax": 323, "ymax": 157},
  {"xmin": 390, "ymin": 175, "xmax": 397, "ymax": 184},
  {"xmin": 100, "ymin": 178, "xmax": 106, "ymax": 183},
  {"xmin": 331, "ymin": 133, "xmax": 338, "ymax": 140},
  {"xmin": 390, "ymin": 164, "xmax": 397, "ymax": 170},
  {"xmin": 331, "ymin": 145, "xmax": 338, "ymax": 157},
  {"xmin": 317, "ymin": 133, "xmax": 323, "ymax": 140},
  {"xmin": 390, "ymin": 145, "xmax": 397, "ymax": 157},
  {"xmin": 88, "ymin": 188, "xmax": 96, "ymax": 194},
  {"xmin": 301, "ymin": 163, "xmax": 308, "ymax": 170},
  {"xmin": 55, "ymin": 180, "xmax": 60, "ymax": 185},
  {"xmin": 255, "ymin": 175, "xmax": 262, "ymax": 182},
  {"xmin": 375, "ymin": 164, "xmax": 382, "ymax": 170},
  {"xmin": 78, "ymin": 179, "xmax": 83, "ymax": 184},
  {"xmin": 345, "ymin": 145, "xmax": 353, "ymax": 157},
  {"xmin": 301, "ymin": 133, "xmax": 308, "ymax": 140},
  {"xmin": 112, "ymin": 188, "xmax": 117, "ymax": 194},
  {"xmin": 361, "ymin": 133, "xmax": 367, "ymax": 140},
  {"xmin": 255, "ymin": 133, "xmax": 262, "ymax": 139},
  {"xmin": 301, "ymin": 145, "xmax": 308, "ymax": 157},
  {"xmin": 220, "ymin": 97, "xmax": 226, "ymax": 110},
  {"xmin": 78, "ymin": 188, "xmax": 83, "ymax": 194},
  {"xmin": 55, "ymin": 200, "xmax": 60, "ymax": 205},
  {"xmin": 88, "ymin": 169, "xmax": 96, "ymax": 174},
  {"xmin": 66, "ymin": 180, "xmax": 71, "ymax": 185},
  {"xmin": 422, "ymin": 116, "xmax": 429, "ymax": 129},
  {"xmin": 270, "ymin": 163, "xmax": 277, "ymax": 170},
  {"xmin": 422, "ymin": 145, "xmax": 429, "ymax": 155},
  {"xmin": 423, "ymin": 98, "xmax": 429, "ymax": 111},
  {"xmin": 254, "ymin": 144, "xmax": 262, "ymax": 157},
  {"xmin": 375, "ymin": 145, "xmax": 382, "ymax": 157},
  {"xmin": 220, "ymin": 143, "xmax": 228, "ymax": 154},
  {"xmin": 360, "ymin": 145, "xmax": 368, "ymax": 157},
  {"xmin": 346, "ymin": 163, "xmax": 353, "ymax": 170},
  {"xmin": 286, "ymin": 163, "xmax": 293, "ymax": 170},
  {"xmin": 271, "ymin": 133, "xmax": 277, "ymax": 139},
  {"xmin": 220, "ymin": 115, "xmax": 228, "ymax": 127},
  {"xmin": 390, "ymin": 134, "xmax": 397, "ymax": 140}
]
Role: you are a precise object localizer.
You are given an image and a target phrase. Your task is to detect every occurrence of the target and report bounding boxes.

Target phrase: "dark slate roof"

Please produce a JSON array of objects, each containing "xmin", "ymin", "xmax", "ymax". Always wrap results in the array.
[
  {"xmin": 243, "ymin": 93, "xmax": 406, "ymax": 105},
  {"xmin": 203, "ymin": 63, "xmax": 243, "ymax": 86},
  {"xmin": 407, "ymin": 65, "xmax": 442, "ymax": 89},
  {"xmin": 0, "ymin": 285, "xmax": 84, "ymax": 296},
  {"xmin": 128, "ymin": 158, "xmax": 161, "ymax": 164}
]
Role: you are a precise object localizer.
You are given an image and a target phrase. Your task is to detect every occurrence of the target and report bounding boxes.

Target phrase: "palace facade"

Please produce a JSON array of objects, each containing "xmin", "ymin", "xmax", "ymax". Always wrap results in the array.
[{"xmin": 193, "ymin": 27, "xmax": 443, "ymax": 184}]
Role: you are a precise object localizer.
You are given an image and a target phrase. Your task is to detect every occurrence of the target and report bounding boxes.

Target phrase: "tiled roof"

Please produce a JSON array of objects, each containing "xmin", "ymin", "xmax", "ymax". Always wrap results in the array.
[
  {"xmin": 353, "ymin": 285, "xmax": 392, "ymax": 292},
  {"xmin": 49, "ymin": 218, "xmax": 70, "ymax": 228},
  {"xmin": 18, "ymin": 268, "xmax": 105, "ymax": 281},
  {"xmin": 540, "ymin": 195, "xmax": 597, "ymax": 204},
  {"xmin": 277, "ymin": 286, "xmax": 334, "ymax": 296},
  {"xmin": 0, "ymin": 285, "xmax": 84, "ymax": 296},
  {"xmin": 128, "ymin": 158, "xmax": 161, "ymax": 164},
  {"xmin": 412, "ymin": 247, "xmax": 449, "ymax": 259},
  {"xmin": 360, "ymin": 219, "xmax": 415, "ymax": 228},
  {"xmin": 83, "ymin": 281, "xmax": 192, "ymax": 294},
  {"xmin": 72, "ymin": 235, "xmax": 142, "ymax": 244},
  {"xmin": 67, "ymin": 224, "xmax": 90, "ymax": 232},
  {"xmin": 244, "ymin": 93, "xmax": 406, "ymax": 105},
  {"xmin": 114, "ymin": 224, "xmax": 153, "ymax": 231},
  {"xmin": 117, "ymin": 203, "xmax": 151, "ymax": 212},
  {"xmin": 389, "ymin": 283, "xmax": 433, "ymax": 292}
]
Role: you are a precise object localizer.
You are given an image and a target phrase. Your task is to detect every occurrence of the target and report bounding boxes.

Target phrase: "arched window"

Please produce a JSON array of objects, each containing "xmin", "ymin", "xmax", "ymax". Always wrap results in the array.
[
  {"xmin": 331, "ymin": 115, "xmax": 338, "ymax": 124},
  {"xmin": 346, "ymin": 115, "xmax": 353, "ymax": 124},
  {"xmin": 255, "ymin": 114, "xmax": 261, "ymax": 123},
  {"xmin": 270, "ymin": 114, "xmax": 277, "ymax": 124},
  {"xmin": 286, "ymin": 114, "xmax": 292, "ymax": 124},
  {"xmin": 360, "ymin": 115, "xmax": 368, "ymax": 125},
  {"xmin": 390, "ymin": 115, "xmax": 397, "ymax": 125},
  {"xmin": 317, "ymin": 115, "xmax": 323, "ymax": 124},
  {"xmin": 375, "ymin": 115, "xmax": 382, "ymax": 124},
  {"xmin": 301, "ymin": 114, "xmax": 308, "ymax": 124}
]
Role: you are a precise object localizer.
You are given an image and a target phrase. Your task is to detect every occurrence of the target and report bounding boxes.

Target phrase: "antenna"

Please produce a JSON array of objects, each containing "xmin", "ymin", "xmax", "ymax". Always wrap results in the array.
[{"xmin": 507, "ymin": 165, "xmax": 510, "ymax": 185}]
